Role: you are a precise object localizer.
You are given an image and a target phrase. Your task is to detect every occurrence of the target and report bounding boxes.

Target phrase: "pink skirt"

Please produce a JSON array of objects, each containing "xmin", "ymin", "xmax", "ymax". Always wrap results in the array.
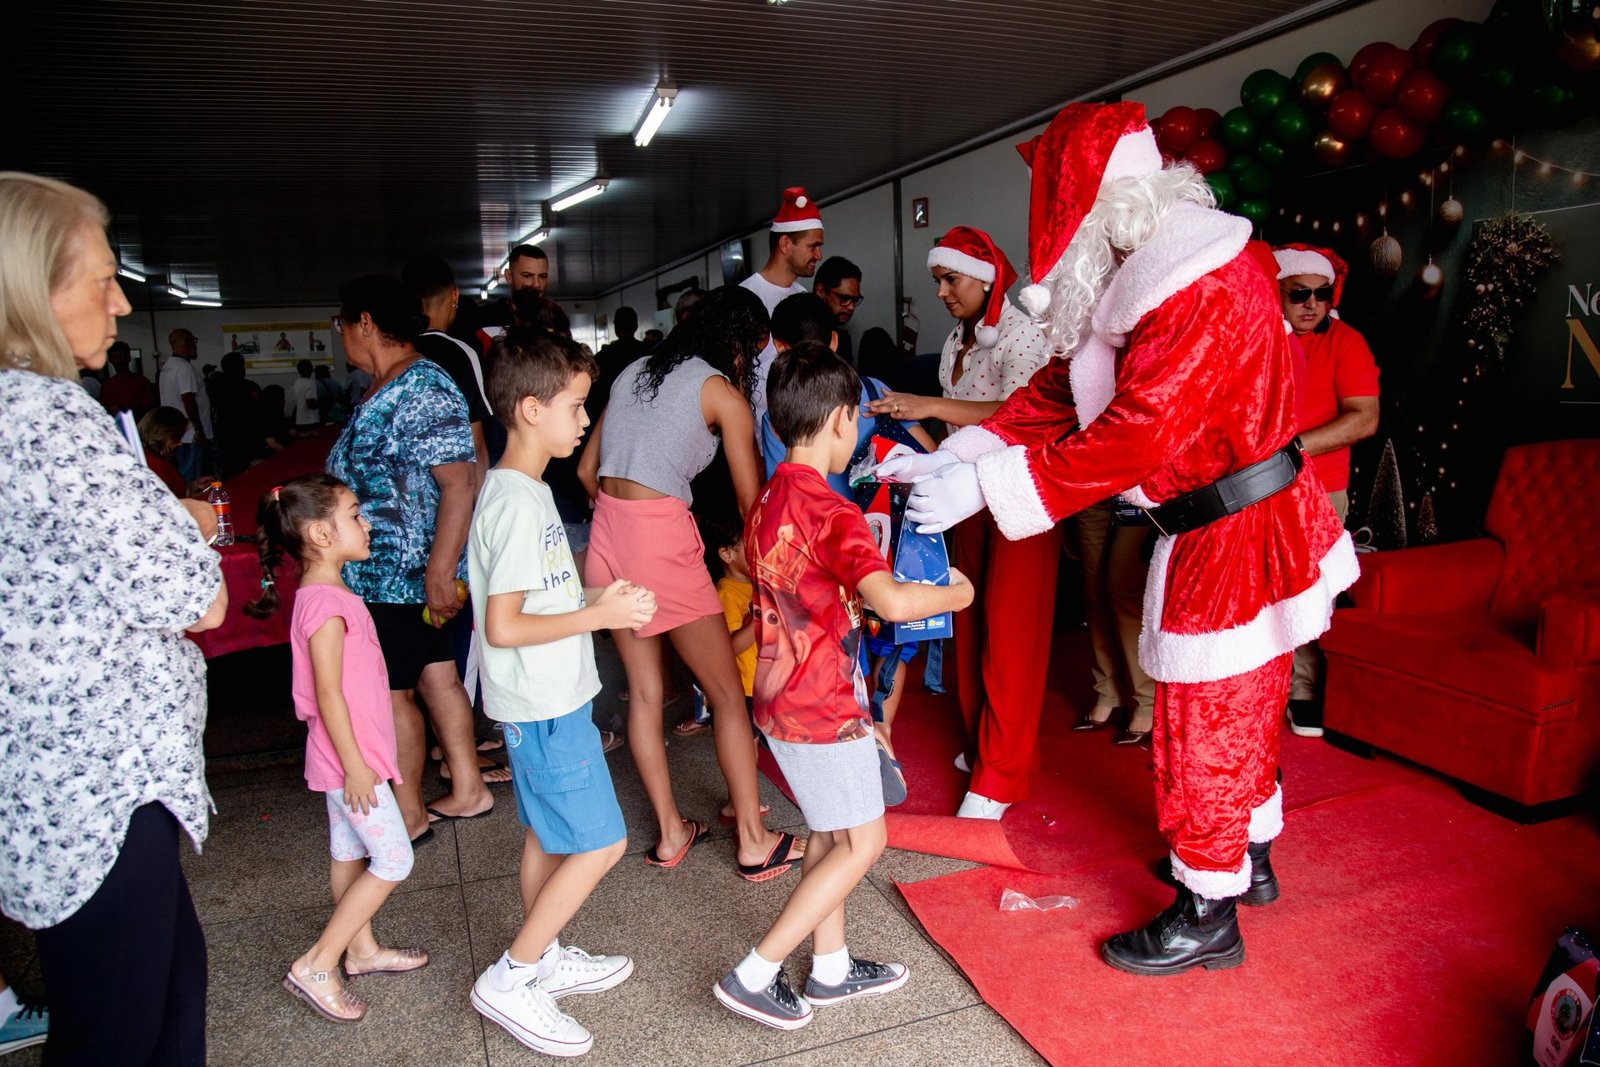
[{"xmin": 586, "ymin": 492, "xmax": 724, "ymax": 638}]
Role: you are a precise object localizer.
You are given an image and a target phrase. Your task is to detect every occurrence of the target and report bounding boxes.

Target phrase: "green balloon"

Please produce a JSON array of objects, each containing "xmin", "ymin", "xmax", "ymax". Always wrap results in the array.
[
  {"xmin": 1206, "ymin": 172, "xmax": 1237, "ymax": 211},
  {"xmin": 1256, "ymin": 136, "xmax": 1288, "ymax": 170},
  {"xmin": 1242, "ymin": 69, "xmax": 1294, "ymax": 121},
  {"xmin": 1441, "ymin": 98, "xmax": 1490, "ymax": 144},
  {"xmin": 1269, "ymin": 101, "xmax": 1314, "ymax": 149},
  {"xmin": 1236, "ymin": 160, "xmax": 1275, "ymax": 197},
  {"xmin": 1219, "ymin": 107, "xmax": 1260, "ymax": 153},
  {"xmin": 1474, "ymin": 56, "xmax": 1516, "ymax": 100},
  {"xmin": 1432, "ymin": 23, "xmax": 1482, "ymax": 84},
  {"xmin": 1295, "ymin": 52, "xmax": 1343, "ymax": 83},
  {"xmin": 1238, "ymin": 198, "xmax": 1271, "ymax": 226},
  {"xmin": 1227, "ymin": 152, "xmax": 1254, "ymax": 176},
  {"xmin": 1529, "ymin": 82, "xmax": 1578, "ymax": 127}
]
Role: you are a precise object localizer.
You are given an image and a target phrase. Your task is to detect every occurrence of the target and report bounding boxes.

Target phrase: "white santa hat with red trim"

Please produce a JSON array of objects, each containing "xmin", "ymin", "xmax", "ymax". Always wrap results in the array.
[
  {"xmin": 927, "ymin": 226, "xmax": 1017, "ymax": 348},
  {"xmin": 770, "ymin": 186, "xmax": 824, "ymax": 234},
  {"xmin": 1014, "ymin": 101, "xmax": 1164, "ymax": 319}
]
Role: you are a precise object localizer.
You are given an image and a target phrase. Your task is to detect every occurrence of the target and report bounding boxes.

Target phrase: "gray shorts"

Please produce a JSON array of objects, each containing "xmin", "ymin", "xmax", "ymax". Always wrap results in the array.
[{"xmin": 765, "ymin": 733, "xmax": 884, "ymax": 832}]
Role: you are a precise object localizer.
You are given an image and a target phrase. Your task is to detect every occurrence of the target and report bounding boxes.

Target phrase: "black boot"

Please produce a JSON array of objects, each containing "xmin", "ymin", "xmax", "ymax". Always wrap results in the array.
[
  {"xmin": 1151, "ymin": 840, "xmax": 1280, "ymax": 906},
  {"xmin": 1100, "ymin": 885, "xmax": 1244, "ymax": 976}
]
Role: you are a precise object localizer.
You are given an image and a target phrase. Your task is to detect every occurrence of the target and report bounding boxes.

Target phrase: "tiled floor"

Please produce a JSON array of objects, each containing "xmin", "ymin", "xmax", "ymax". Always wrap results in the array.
[{"xmin": 0, "ymin": 642, "xmax": 1045, "ymax": 1066}]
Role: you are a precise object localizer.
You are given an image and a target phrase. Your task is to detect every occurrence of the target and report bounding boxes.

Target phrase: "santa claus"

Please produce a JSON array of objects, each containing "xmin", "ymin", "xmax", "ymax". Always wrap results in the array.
[{"xmin": 882, "ymin": 101, "xmax": 1358, "ymax": 975}]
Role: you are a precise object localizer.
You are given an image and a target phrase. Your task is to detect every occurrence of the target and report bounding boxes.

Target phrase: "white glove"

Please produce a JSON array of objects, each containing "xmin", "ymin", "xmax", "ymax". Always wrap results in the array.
[
  {"xmin": 905, "ymin": 461, "xmax": 986, "ymax": 534},
  {"xmin": 874, "ymin": 449, "xmax": 960, "ymax": 484}
]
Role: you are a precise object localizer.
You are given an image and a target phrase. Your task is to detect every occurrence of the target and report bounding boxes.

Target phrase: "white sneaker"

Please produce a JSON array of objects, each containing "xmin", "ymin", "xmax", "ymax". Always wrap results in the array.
[
  {"xmin": 543, "ymin": 944, "xmax": 635, "ymax": 1000},
  {"xmin": 953, "ymin": 752, "xmax": 971, "ymax": 773},
  {"xmin": 955, "ymin": 791, "xmax": 1010, "ymax": 820},
  {"xmin": 472, "ymin": 966, "xmax": 594, "ymax": 1057}
]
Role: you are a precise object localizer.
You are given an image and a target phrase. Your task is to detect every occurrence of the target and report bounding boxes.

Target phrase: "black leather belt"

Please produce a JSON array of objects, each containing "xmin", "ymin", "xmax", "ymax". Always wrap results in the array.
[{"xmin": 1112, "ymin": 443, "xmax": 1304, "ymax": 536}]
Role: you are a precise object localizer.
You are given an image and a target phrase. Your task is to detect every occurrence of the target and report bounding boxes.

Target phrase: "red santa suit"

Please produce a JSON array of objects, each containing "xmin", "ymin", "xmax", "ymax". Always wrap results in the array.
[{"xmin": 940, "ymin": 108, "xmax": 1358, "ymax": 899}]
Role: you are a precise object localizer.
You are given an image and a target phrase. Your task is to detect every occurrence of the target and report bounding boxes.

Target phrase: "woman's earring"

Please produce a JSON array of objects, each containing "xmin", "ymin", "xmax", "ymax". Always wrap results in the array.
[{"xmin": 983, "ymin": 285, "xmax": 992, "ymax": 293}]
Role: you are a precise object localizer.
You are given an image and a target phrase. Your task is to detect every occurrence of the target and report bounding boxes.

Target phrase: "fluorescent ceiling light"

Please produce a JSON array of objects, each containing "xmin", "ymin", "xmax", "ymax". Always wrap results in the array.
[
  {"xmin": 519, "ymin": 227, "xmax": 551, "ymax": 245},
  {"xmin": 634, "ymin": 82, "xmax": 678, "ymax": 147},
  {"xmin": 117, "ymin": 265, "xmax": 146, "ymax": 282},
  {"xmin": 167, "ymin": 283, "xmax": 189, "ymax": 299},
  {"xmin": 181, "ymin": 297, "xmax": 221, "ymax": 308},
  {"xmin": 550, "ymin": 178, "xmax": 608, "ymax": 212}
]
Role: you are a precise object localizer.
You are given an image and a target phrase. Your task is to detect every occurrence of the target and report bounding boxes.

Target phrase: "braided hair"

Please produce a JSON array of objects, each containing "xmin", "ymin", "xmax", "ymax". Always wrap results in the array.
[{"xmin": 244, "ymin": 473, "xmax": 347, "ymax": 618}]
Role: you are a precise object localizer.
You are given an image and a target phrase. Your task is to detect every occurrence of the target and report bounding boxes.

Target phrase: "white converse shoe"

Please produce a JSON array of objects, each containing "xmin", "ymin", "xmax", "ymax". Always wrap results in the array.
[
  {"xmin": 542, "ymin": 944, "xmax": 635, "ymax": 1000},
  {"xmin": 956, "ymin": 791, "xmax": 1010, "ymax": 820},
  {"xmin": 472, "ymin": 966, "xmax": 593, "ymax": 1057}
]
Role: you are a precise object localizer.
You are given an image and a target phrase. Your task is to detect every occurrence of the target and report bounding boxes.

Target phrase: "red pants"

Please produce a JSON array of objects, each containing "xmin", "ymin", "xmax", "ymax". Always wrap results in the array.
[
  {"xmin": 1152, "ymin": 653, "xmax": 1289, "ymax": 899},
  {"xmin": 950, "ymin": 512, "xmax": 1063, "ymax": 804}
]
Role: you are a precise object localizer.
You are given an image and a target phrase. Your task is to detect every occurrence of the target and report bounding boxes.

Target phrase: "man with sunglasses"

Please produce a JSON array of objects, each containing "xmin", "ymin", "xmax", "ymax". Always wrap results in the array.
[
  {"xmin": 1273, "ymin": 244, "xmax": 1380, "ymax": 738},
  {"xmin": 813, "ymin": 256, "xmax": 863, "ymax": 366}
]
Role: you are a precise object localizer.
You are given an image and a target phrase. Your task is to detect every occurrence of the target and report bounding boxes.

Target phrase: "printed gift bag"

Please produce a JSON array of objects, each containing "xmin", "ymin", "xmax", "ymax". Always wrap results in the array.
[
  {"xmin": 849, "ymin": 435, "xmax": 953, "ymax": 644},
  {"xmin": 1527, "ymin": 928, "xmax": 1600, "ymax": 1067}
]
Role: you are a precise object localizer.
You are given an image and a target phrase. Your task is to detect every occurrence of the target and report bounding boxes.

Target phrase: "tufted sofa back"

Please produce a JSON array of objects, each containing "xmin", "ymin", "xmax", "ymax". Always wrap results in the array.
[{"xmin": 1483, "ymin": 439, "xmax": 1600, "ymax": 621}]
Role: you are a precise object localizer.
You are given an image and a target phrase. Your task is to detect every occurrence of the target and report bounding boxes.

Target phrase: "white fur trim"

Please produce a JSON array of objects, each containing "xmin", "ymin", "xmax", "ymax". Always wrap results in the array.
[
  {"xmin": 943, "ymin": 425, "xmax": 1008, "ymax": 463},
  {"xmin": 926, "ymin": 247, "xmax": 996, "ymax": 283},
  {"xmin": 974, "ymin": 445, "xmax": 1056, "ymax": 540},
  {"xmin": 1068, "ymin": 334, "xmax": 1119, "ymax": 426},
  {"xmin": 1248, "ymin": 784, "xmax": 1283, "ymax": 844},
  {"xmin": 975, "ymin": 323, "xmax": 999, "ymax": 348},
  {"xmin": 1170, "ymin": 851, "xmax": 1251, "ymax": 899},
  {"xmin": 1273, "ymin": 249, "xmax": 1334, "ymax": 282},
  {"xmin": 1138, "ymin": 529, "xmax": 1360, "ymax": 684},
  {"xmin": 1119, "ymin": 485, "xmax": 1159, "ymax": 508},
  {"xmin": 1092, "ymin": 204, "xmax": 1251, "ymax": 343},
  {"xmin": 795, "ymin": 195, "xmax": 808, "ymax": 208},
  {"xmin": 1103, "ymin": 128, "xmax": 1163, "ymax": 183},
  {"xmin": 771, "ymin": 218, "xmax": 823, "ymax": 233},
  {"xmin": 1018, "ymin": 283, "xmax": 1052, "ymax": 318}
]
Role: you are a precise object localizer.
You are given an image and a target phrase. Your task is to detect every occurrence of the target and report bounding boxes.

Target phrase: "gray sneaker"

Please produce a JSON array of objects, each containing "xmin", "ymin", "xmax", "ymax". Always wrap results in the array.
[
  {"xmin": 714, "ymin": 967, "xmax": 814, "ymax": 1030},
  {"xmin": 804, "ymin": 956, "xmax": 910, "ymax": 1006}
]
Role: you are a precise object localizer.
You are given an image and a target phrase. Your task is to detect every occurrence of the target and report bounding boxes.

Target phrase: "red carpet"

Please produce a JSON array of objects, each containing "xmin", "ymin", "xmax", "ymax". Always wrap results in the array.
[{"xmin": 797, "ymin": 630, "xmax": 1600, "ymax": 1065}]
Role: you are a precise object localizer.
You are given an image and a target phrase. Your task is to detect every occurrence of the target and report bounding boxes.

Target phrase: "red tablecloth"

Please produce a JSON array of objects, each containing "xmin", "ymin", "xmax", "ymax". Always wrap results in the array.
[{"xmin": 188, "ymin": 430, "xmax": 337, "ymax": 659}]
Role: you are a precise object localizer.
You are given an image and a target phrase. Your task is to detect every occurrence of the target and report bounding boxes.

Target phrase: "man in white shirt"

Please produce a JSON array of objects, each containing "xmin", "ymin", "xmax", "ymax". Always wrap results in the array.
[
  {"xmin": 159, "ymin": 328, "xmax": 213, "ymax": 481},
  {"xmin": 740, "ymin": 187, "xmax": 823, "ymax": 432}
]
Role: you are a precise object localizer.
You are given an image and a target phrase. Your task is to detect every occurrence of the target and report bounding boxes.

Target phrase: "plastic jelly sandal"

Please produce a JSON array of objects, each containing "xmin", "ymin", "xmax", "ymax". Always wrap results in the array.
[
  {"xmin": 283, "ymin": 961, "xmax": 368, "ymax": 1023},
  {"xmin": 344, "ymin": 946, "xmax": 430, "ymax": 977}
]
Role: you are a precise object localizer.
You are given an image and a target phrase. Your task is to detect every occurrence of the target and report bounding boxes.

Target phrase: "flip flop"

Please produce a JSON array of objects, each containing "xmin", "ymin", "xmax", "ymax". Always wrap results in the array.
[
  {"xmin": 600, "ymin": 730, "xmax": 626, "ymax": 754},
  {"xmin": 643, "ymin": 819, "xmax": 710, "ymax": 869},
  {"xmin": 426, "ymin": 805, "xmax": 492, "ymax": 824},
  {"xmin": 429, "ymin": 738, "xmax": 506, "ymax": 762},
  {"xmin": 409, "ymin": 827, "xmax": 436, "ymax": 846},
  {"xmin": 438, "ymin": 758, "xmax": 513, "ymax": 787},
  {"xmin": 717, "ymin": 803, "xmax": 771, "ymax": 825},
  {"xmin": 672, "ymin": 719, "xmax": 712, "ymax": 738},
  {"xmin": 738, "ymin": 832, "xmax": 804, "ymax": 883}
]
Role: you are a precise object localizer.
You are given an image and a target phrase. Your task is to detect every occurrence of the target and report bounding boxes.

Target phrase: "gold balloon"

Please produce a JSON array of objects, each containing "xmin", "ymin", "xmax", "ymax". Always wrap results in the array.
[
  {"xmin": 1299, "ymin": 62, "xmax": 1349, "ymax": 110},
  {"xmin": 1371, "ymin": 234, "xmax": 1403, "ymax": 277},
  {"xmin": 1556, "ymin": 25, "xmax": 1600, "ymax": 72},
  {"xmin": 1313, "ymin": 130, "xmax": 1352, "ymax": 168}
]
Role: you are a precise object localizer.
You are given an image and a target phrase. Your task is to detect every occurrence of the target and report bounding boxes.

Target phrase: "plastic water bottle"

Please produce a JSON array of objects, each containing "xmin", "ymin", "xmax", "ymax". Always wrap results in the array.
[{"xmin": 205, "ymin": 480, "xmax": 235, "ymax": 546}]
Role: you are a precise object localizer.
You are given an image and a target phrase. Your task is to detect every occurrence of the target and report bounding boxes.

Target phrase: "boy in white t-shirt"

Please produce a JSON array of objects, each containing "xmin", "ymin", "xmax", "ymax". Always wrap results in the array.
[{"xmin": 467, "ymin": 327, "xmax": 657, "ymax": 1057}]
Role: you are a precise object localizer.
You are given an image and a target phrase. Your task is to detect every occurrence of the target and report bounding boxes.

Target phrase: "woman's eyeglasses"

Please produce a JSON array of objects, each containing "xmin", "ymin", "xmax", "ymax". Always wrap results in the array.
[{"xmin": 1282, "ymin": 286, "xmax": 1333, "ymax": 304}]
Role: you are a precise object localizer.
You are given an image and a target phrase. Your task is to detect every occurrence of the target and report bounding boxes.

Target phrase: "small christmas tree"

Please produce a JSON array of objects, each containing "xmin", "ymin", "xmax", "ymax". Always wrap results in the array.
[
  {"xmin": 1416, "ymin": 492, "xmax": 1439, "ymax": 544},
  {"xmin": 1368, "ymin": 439, "xmax": 1408, "ymax": 550}
]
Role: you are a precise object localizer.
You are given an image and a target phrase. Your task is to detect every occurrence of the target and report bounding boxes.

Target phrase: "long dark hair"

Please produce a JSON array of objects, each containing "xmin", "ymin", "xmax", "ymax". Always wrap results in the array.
[
  {"xmin": 244, "ymin": 473, "xmax": 347, "ymax": 618},
  {"xmin": 634, "ymin": 284, "xmax": 768, "ymax": 404}
]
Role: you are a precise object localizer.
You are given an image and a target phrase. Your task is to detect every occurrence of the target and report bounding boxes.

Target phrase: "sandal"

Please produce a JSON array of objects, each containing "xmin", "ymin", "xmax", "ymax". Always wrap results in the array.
[
  {"xmin": 643, "ymin": 819, "xmax": 710, "ymax": 869},
  {"xmin": 672, "ymin": 719, "xmax": 712, "ymax": 738},
  {"xmin": 283, "ymin": 961, "xmax": 367, "ymax": 1023},
  {"xmin": 600, "ymin": 730, "xmax": 626, "ymax": 754},
  {"xmin": 717, "ymin": 802, "xmax": 771, "ymax": 825},
  {"xmin": 344, "ymin": 946, "xmax": 430, "ymax": 977},
  {"xmin": 438, "ymin": 757, "xmax": 513, "ymax": 786},
  {"xmin": 429, "ymin": 738, "xmax": 505, "ymax": 762},
  {"xmin": 738, "ymin": 832, "xmax": 805, "ymax": 883}
]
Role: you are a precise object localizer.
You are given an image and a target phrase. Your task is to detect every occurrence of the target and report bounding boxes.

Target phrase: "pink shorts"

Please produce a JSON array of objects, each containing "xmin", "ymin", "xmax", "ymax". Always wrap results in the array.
[{"xmin": 586, "ymin": 492, "xmax": 723, "ymax": 638}]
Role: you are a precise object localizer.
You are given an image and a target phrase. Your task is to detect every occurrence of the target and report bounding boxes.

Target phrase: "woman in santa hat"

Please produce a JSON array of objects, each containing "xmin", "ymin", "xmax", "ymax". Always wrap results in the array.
[
  {"xmin": 1273, "ymin": 243, "xmax": 1379, "ymax": 738},
  {"xmin": 867, "ymin": 227, "xmax": 1057, "ymax": 821}
]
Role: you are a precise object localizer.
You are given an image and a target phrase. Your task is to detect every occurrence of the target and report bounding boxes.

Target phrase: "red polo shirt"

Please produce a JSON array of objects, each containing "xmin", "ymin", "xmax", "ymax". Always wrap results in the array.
[{"xmin": 1293, "ymin": 317, "xmax": 1379, "ymax": 492}]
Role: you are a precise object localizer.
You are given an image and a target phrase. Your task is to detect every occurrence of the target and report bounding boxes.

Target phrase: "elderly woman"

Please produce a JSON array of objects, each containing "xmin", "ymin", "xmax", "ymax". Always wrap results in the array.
[
  {"xmin": 325, "ymin": 275, "xmax": 500, "ymax": 842},
  {"xmin": 0, "ymin": 172, "xmax": 227, "ymax": 1063},
  {"xmin": 867, "ymin": 226, "xmax": 1057, "ymax": 821}
]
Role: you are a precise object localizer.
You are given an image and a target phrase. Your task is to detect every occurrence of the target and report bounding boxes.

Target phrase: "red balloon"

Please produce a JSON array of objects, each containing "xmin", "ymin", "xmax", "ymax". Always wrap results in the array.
[
  {"xmin": 1327, "ymin": 88, "xmax": 1378, "ymax": 141},
  {"xmin": 1156, "ymin": 106, "xmax": 1203, "ymax": 154},
  {"xmin": 1367, "ymin": 108, "xmax": 1427, "ymax": 159},
  {"xmin": 1349, "ymin": 41, "xmax": 1396, "ymax": 85},
  {"xmin": 1355, "ymin": 44, "xmax": 1414, "ymax": 106},
  {"xmin": 1195, "ymin": 107, "xmax": 1222, "ymax": 138},
  {"xmin": 1393, "ymin": 68, "xmax": 1451, "ymax": 124},
  {"xmin": 1183, "ymin": 137, "xmax": 1227, "ymax": 175},
  {"xmin": 1411, "ymin": 18, "xmax": 1461, "ymax": 66}
]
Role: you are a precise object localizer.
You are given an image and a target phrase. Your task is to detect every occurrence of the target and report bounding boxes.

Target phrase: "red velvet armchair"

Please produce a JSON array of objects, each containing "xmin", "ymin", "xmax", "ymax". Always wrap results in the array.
[{"xmin": 1321, "ymin": 440, "xmax": 1600, "ymax": 810}]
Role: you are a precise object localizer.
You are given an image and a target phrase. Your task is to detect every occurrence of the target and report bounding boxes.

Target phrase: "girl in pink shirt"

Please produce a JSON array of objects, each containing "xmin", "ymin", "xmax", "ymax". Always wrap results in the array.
[{"xmin": 248, "ymin": 473, "xmax": 427, "ymax": 1023}]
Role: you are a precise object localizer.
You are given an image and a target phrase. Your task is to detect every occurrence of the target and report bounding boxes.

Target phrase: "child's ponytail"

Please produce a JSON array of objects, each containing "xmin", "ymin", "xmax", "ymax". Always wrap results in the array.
[{"xmin": 243, "ymin": 473, "xmax": 347, "ymax": 619}]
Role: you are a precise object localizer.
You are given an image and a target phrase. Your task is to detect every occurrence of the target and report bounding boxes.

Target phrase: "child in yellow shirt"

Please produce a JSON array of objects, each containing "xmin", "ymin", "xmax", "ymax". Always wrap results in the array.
[{"xmin": 676, "ymin": 517, "xmax": 756, "ymax": 736}]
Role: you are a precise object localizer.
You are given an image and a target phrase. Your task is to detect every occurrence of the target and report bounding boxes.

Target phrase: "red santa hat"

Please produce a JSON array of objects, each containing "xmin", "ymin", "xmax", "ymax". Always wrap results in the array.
[
  {"xmin": 1272, "ymin": 243, "xmax": 1347, "ymax": 307},
  {"xmin": 1014, "ymin": 101, "xmax": 1163, "ymax": 317},
  {"xmin": 926, "ymin": 226, "xmax": 1017, "ymax": 349},
  {"xmin": 770, "ymin": 186, "xmax": 824, "ymax": 234}
]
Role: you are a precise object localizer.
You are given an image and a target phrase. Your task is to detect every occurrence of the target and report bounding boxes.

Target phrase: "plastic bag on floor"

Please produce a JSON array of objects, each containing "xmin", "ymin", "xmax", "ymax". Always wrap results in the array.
[
  {"xmin": 1527, "ymin": 927, "xmax": 1598, "ymax": 1066},
  {"xmin": 999, "ymin": 888, "xmax": 1077, "ymax": 912}
]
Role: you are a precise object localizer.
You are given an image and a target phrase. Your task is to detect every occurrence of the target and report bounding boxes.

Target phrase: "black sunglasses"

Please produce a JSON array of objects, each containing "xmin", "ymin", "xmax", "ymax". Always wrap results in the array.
[{"xmin": 1282, "ymin": 285, "xmax": 1334, "ymax": 304}]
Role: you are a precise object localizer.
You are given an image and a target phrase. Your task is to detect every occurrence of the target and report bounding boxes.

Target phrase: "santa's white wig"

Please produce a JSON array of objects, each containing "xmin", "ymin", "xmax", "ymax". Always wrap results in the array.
[{"xmin": 1025, "ymin": 162, "xmax": 1215, "ymax": 358}]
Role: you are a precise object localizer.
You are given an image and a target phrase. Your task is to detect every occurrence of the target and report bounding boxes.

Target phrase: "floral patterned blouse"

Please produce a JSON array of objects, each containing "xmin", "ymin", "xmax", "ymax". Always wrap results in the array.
[{"xmin": 0, "ymin": 370, "xmax": 220, "ymax": 929}]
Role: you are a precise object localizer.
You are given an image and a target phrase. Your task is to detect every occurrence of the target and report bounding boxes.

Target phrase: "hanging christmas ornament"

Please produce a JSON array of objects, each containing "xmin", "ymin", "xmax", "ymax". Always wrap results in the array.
[
  {"xmin": 1438, "ymin": 197, "xmax": 1464, "ymax": 227},
  {"xmin": 1418, "ymin": 257, "xmax": 1445, "ymax": 299},
  {"xmin": 1371, "ymin": 233, "xmax": 1402, "ymax": 276}
]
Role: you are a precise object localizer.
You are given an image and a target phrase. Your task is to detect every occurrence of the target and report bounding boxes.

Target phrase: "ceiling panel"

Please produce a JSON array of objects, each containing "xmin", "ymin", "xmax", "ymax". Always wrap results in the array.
[{"xmin": 7, "ymin": 0, "xmax": 1329, "ymax": 307}]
